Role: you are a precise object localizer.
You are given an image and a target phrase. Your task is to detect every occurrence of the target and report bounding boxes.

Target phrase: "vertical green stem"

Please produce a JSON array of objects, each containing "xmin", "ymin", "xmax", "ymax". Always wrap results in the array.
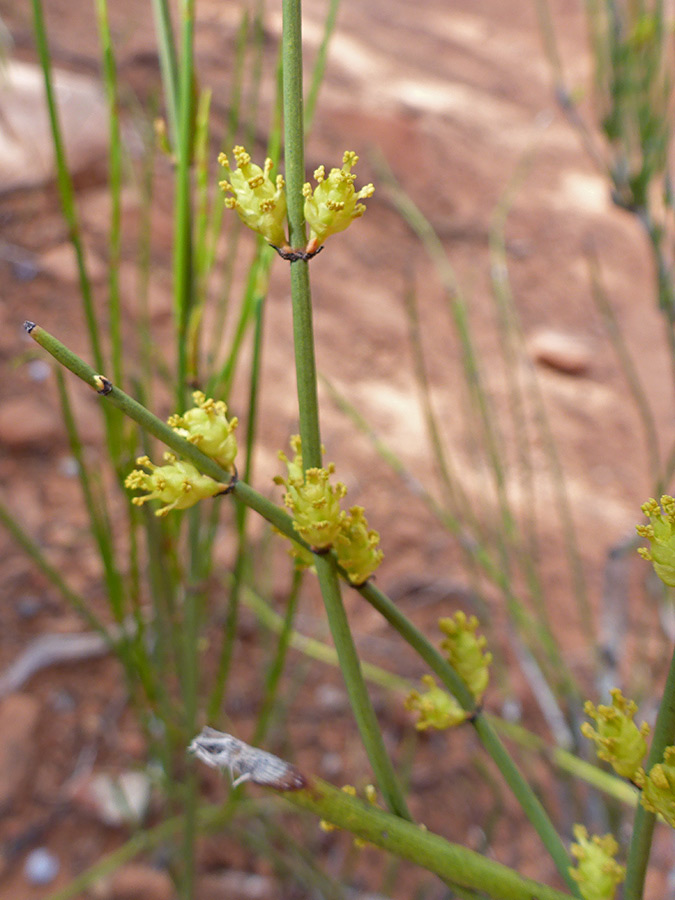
[
  {"xmin": 281, "ymin": 0, "xmax": 409, "ymax": 819},
  {"xmin": 207, "ymin": 292, "xmax": 267, "ymax": 721},
  {"xmin": 624, "ymin": 643, "xmax": 675, "ymax": 899},
  {"xmin": 173, "ymin": 0, "xmax": 196, "ymax": 401},
  {"xmin": 31, "ymin": 0, "xmax": 105, "ymax": 374},
  {"xmin": 151, "ymin": 0, "xmax": 180, "ymax": 147},
  {"xmin": 94, "ymin": 0, "xmax": 123, "ymax": 389},
  {"xmin": 281, "ymin": 1, "xmax": 321, "ymax": 467}
]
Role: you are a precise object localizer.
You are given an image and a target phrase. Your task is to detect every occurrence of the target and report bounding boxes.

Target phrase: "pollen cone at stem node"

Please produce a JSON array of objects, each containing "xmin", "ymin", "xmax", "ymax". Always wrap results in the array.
[
  {"xmin": 636, "ymin": 495, "xmax": 675, "ymax": 586},
  {"xmin": 303, "ymin": 150, "xmax": 374, "ymax": 253},
  {"xmin": 218, "ymin": 146, "xmax": 288, "ymax": 248},
  {"xmin": 124, "ymin": 453, "xmax": 223, "ymax": 517}
]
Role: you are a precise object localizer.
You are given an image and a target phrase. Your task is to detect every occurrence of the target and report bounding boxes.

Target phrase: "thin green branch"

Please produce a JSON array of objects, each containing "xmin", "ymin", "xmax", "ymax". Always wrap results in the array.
[
  {"xmin": 284, "ymin": 778, "xmax": 573, "ymax": 900},
  {"xmin": 31, "ymin": 0, "xmax": 104, "ymax": 374},
  {"xmin": 26, "ymin": 321, "xmax": 574, "ymax": 888},
  {"xmin": 151, "ymin": 0, "xmax": 180, "ymax": 147}
]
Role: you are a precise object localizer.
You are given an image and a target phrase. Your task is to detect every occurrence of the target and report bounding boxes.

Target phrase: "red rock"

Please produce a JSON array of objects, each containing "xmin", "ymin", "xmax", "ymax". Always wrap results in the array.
[
  {"xmin": 0, "ymin": 61, "xmax": 107, "ymax": 194},
  {"xmin": 0, "ymin": 396, "xmax": 62, "ymax": 451},
  {"xmin": 528, "ymin": 329, "xmax": 592, "ymax": 376}
]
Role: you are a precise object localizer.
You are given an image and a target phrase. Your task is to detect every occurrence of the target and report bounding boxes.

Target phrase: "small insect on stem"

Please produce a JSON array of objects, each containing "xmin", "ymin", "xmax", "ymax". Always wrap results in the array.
[{"xmin": 189, "ymin": 727, "xmax": 307, "ymax": 791}]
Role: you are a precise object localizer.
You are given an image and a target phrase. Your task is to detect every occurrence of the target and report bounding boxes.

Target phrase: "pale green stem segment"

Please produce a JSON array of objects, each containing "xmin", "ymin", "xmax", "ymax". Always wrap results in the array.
[
  {"xmin": 42, "ymin": 788, "xmax": 573, "ymax": 900},
  {"xmin": 624, "ymin": 643, "xmax": 675, "ymax": 899},
  {"xmin": 280, "ymin": 0, "xmax": 410, "ymax": 820},
  {"xmin": 282, "ymin": 776, "xmax": 573, "ymax": 900},
  {"xmin": 26, "ymin": 322, "xmax": 574, "ymax": 890}
]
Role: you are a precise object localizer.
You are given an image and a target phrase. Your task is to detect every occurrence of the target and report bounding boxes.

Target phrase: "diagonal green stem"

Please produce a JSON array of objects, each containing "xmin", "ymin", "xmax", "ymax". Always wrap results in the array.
[{"xmin": 27, "ymin": 321, "xmax": 574, "ymax": 888}]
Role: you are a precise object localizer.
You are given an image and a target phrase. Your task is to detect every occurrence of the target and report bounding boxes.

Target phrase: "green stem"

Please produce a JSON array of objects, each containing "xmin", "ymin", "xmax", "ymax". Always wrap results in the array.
[
  {"xmin": 151, "ymin": 0, "xmax": 180, "ymax": 148},
  {"xmin": 361, "ymin": 579, "xmax": 579, "ymax": 894},
  {"xmin": 31, "ymin": 0, "xmax": 104, "ymax": 375},
  {"xmin": 173, "ymin": 0, "xmax": 196, "ymax": 400},
  {"xmin": 283, "ymin": 777, "xmax": 573, "ymax": 900},
  {"xmin": 94, "ymin": 0, "xmax": 123, "ymax": 389},
  {"xmin": 43, "ymin": 791, "xmax": 572, "ymax": 900},
  {"xmin": 241, "ymin": 585, "xmax": 638, "ymax": 805},
  {"xmin": 27, "ymin": 322, "xmax": 573, "ymax": 886},
  {"xmin": 54, "ymin": 369, "xmax": 125, "ymax": 622},
  {"xmin": 624, "ymin": 643, "xmax": 675, "ymax": 899},
  {"xmin": 281, "ymin": 0, "xmax": 409, "ymax": 820}
]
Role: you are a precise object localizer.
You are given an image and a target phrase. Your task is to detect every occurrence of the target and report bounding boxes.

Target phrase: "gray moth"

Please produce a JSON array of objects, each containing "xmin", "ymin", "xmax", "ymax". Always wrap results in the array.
[{"xmin": 189, "ymin": 727, "xmax": 307, "ymax": 791}]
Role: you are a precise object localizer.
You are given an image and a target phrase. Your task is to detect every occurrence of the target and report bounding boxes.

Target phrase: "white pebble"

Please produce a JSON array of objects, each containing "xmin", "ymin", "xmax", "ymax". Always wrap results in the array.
[{"xmin": 24, "ymin": 847, "xmax": 60, "ymax": 885}]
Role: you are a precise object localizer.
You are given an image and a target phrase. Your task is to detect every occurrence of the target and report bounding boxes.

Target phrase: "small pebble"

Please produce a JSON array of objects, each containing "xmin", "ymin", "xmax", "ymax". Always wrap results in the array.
[
  {"xmin": 501, "ymin": 697, "xmax": 522, "ymax": 722},
  {"xmin": 528, "ymin": 329, "xmax": 591, "ymax": 376},
  {"xmin": 314, "ymin": 683, "xmax": 346, "ymax": 713},
  {"xmin": 58, "ymin": 455, "xmax": 80, "ymax": 477},
  {"xmin": 24, "ymin": 847, "xmax": 60, "ymax": 886}
]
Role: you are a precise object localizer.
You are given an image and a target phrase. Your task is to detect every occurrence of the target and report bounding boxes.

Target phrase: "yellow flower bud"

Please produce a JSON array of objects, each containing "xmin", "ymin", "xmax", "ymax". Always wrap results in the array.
[
  {"xmin": 405, "ymin": 675, "xmax": 467, "ymax": 731},
  {"xmin": 168, "ymin": 391, "xmax": 238, "ymax": 473},
  {"xmin": 334, "ymin": 506, "xmax": 383, "ymax": 586},
  {"xmin": 303, "ymin": 151, "xmax": 374, "ymax": 254},
  {"xmin": 275, "ymin": 437, "xmax": 346, "ymax": 550},
  {"xmin": 125, "ymin": 453, "xmax": 222, "ymax": 517},
  {"xmin": 636, "ymin": 495, "xmax": 675, "ymax": 586},
  {"xmin": 285, "ymin": 467, "xmax": 346, "ymax": 549},
  {"xmin": 569, "ymin": 825, "xmax": 625, "ymax": 900},
  {"xmin": 641, "ymin": 745, "xmax": 675, "ymax": 826},
  {"xmin": 218, "ymin": 146, "xmax": 287, "ymax": 248},
  {"xmin": 438, "ymin": 612, "xmax": 492, "ymax": 701},
  {"xmin": 581, "ymin": 689, "xmax": 649, "ymax": 781},
  {"xmin": 273, "ymin": 434, "xmax": 304, "ymax": 486}
]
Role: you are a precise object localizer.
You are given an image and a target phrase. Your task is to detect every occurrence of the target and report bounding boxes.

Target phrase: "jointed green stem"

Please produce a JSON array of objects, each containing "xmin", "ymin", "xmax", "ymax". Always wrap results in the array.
[
  {"xmin": 27, "ymin": 321, "xmax": 575, "ymax": 889},
  {"xmin": 281, "ymin": 0, "xmax": 411, "ymax": 820}
]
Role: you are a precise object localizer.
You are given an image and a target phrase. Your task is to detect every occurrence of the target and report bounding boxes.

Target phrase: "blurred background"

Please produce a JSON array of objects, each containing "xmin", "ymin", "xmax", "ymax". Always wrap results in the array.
[{"xmin": 1, "ymin": 0, "xmax": 674, "ymax": 897}]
